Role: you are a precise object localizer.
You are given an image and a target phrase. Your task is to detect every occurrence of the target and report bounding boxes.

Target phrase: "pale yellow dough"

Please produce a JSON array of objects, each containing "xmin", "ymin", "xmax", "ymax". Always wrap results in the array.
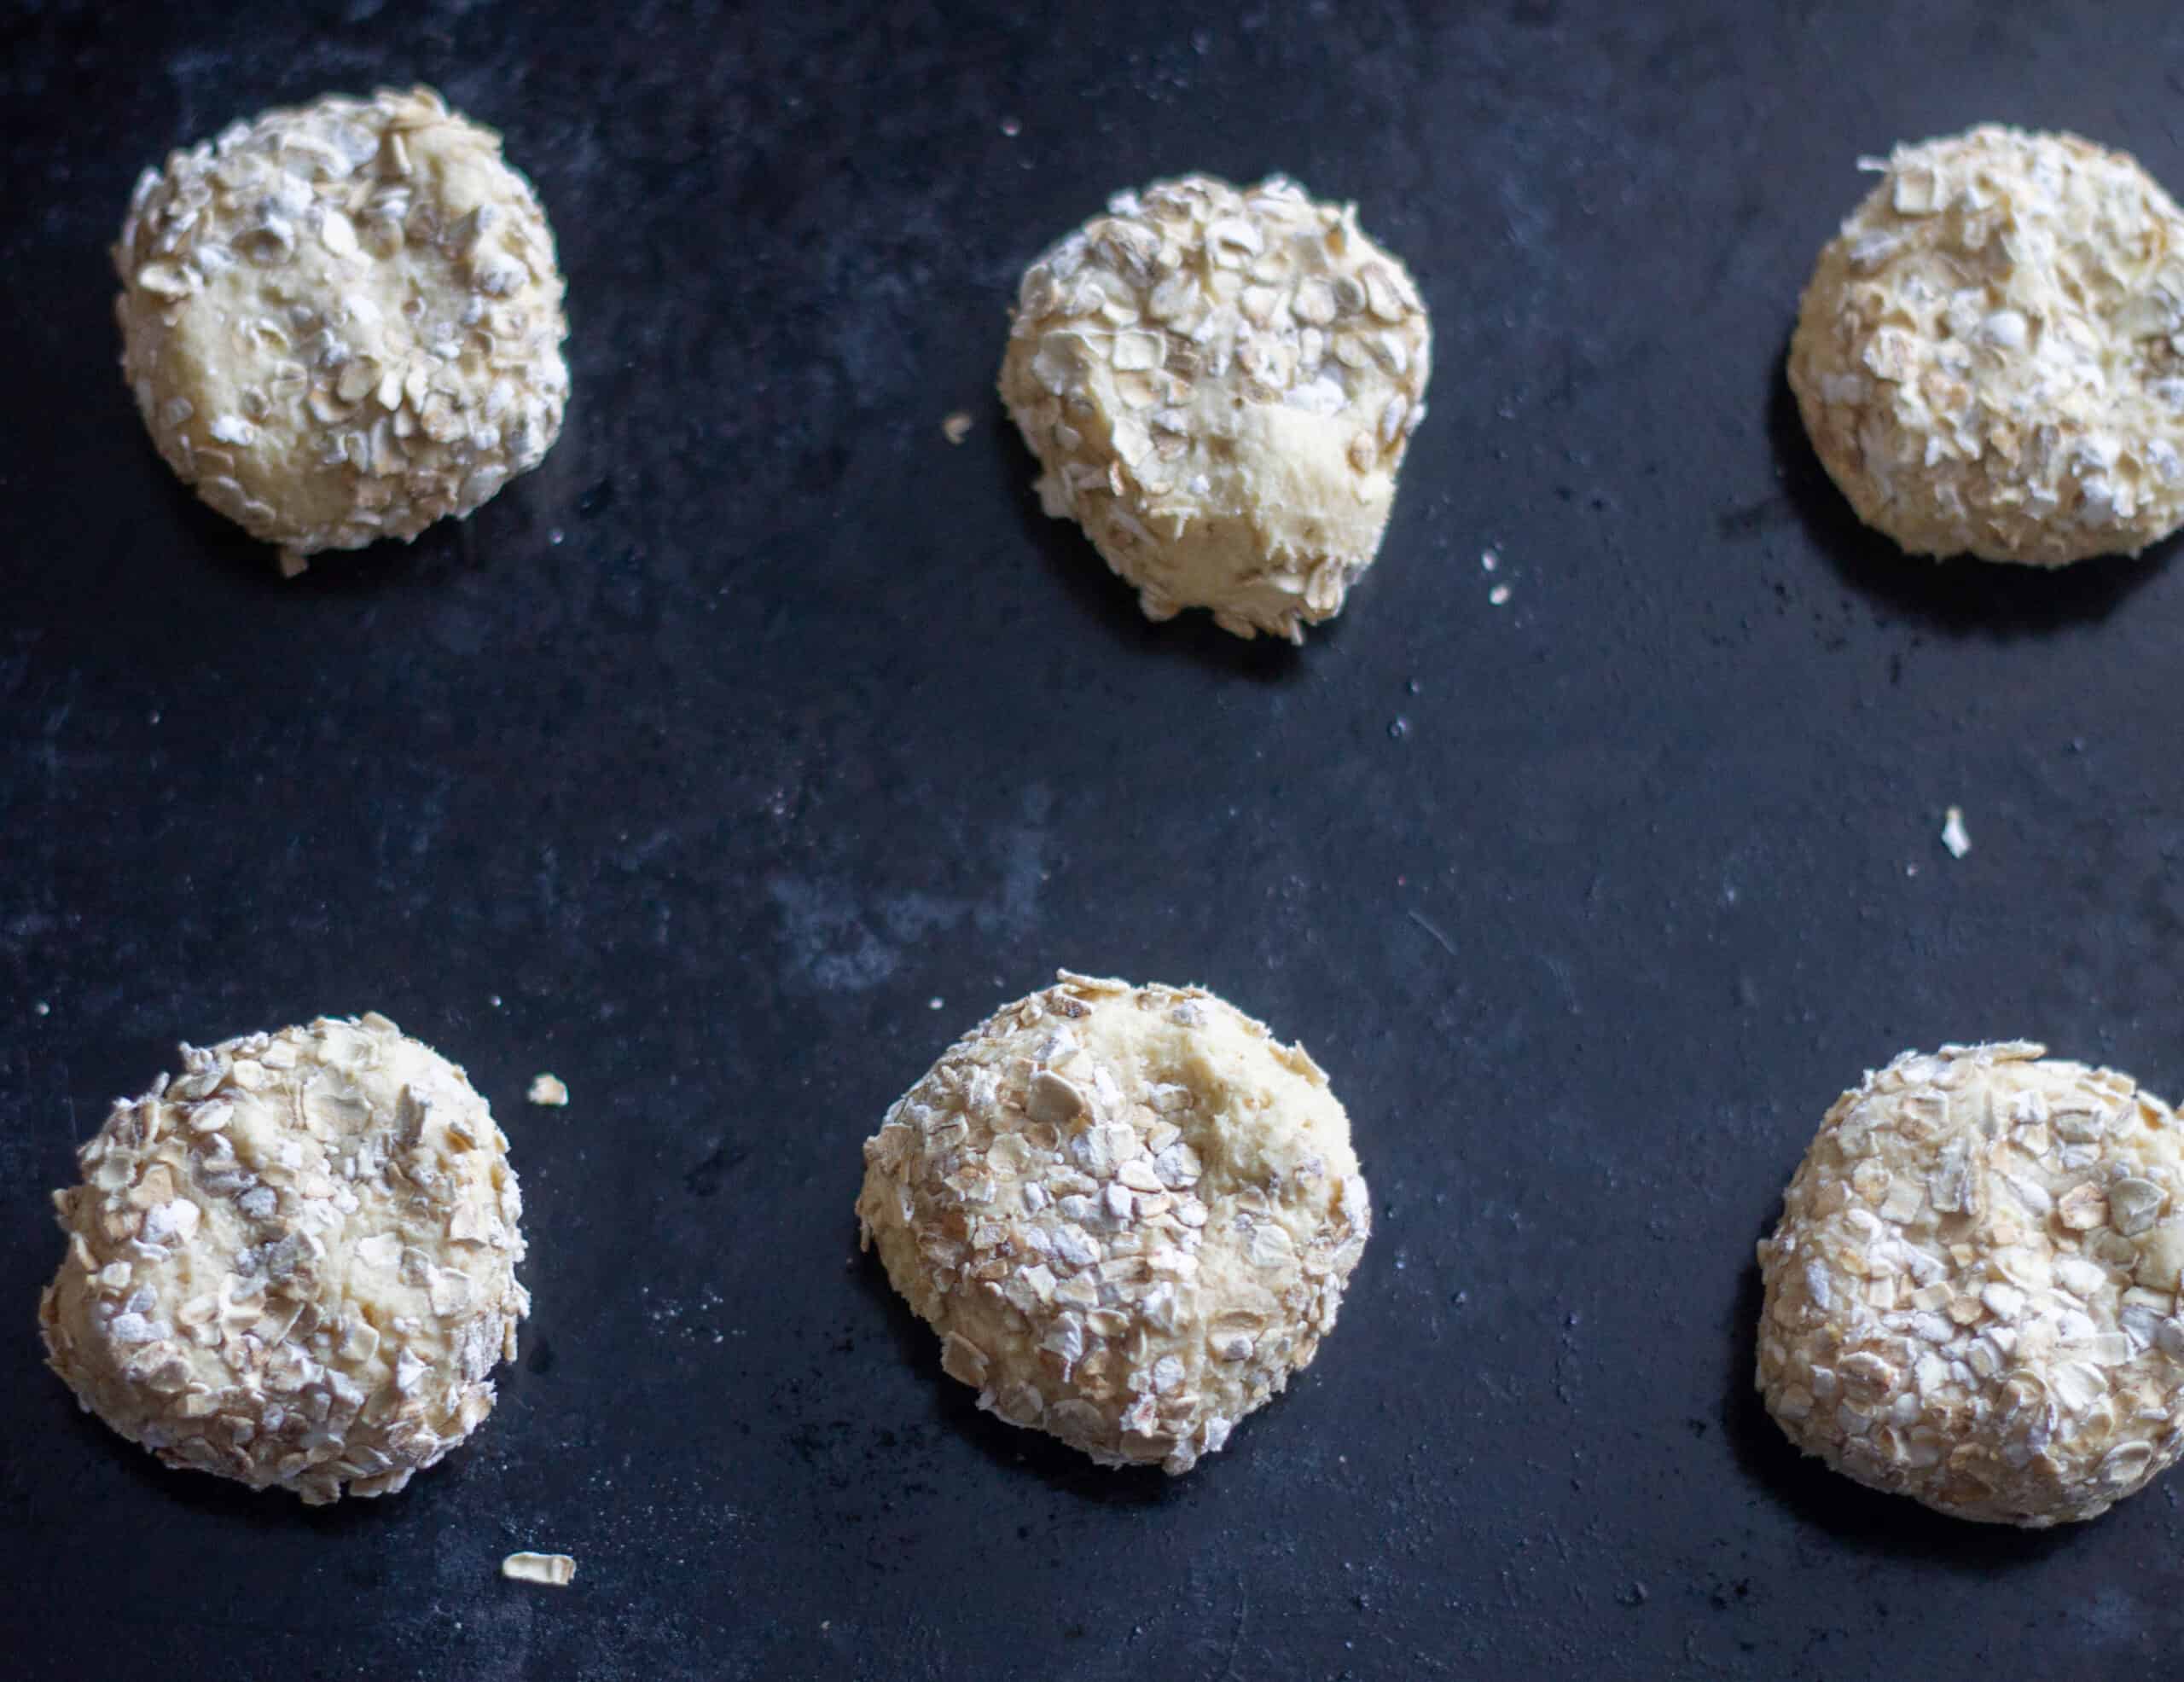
[
  {"xmin": 1757, "ymin": 1042, "xmax": 2184, "ymax": 1526},
  {"xmin": 1790, "ymin": 126, "xmax": 2184, "ymax": 565},
  {"xmin": 857, "ymin": 972, "xmax": 1370, "ymax": 1473},
  {"xmin": 39, "ymin": 1014, "xmax": 528, "ymax": 1504},
  {"xmin": 1001, "ymin": 175, "xmax": 1431, "ymax": 641},
  {"xmin": 114, "ymin": 86, "xmax": 569, "ymax": 571}
]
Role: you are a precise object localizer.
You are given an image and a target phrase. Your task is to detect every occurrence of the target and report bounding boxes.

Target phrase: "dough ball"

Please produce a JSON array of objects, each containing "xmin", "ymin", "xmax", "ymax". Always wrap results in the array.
[
  {"xmin": 1757, "ymin": 1042, "xmax": 2184, "ymax": 1526},
  {"xmin": 1789, "ymin": 126, "xmax": 2184, "ymax": 565},
  {"xmin": 857, "ymin": 972, "xmax": 1371, "ymax": 1473},
  {"xmin": 1000, "ymin": 175, "xmax": 1431, "ymax": 641},
  {"xmin": 114, "ymin": 86, "xmax": 570, "ymax": 574},
  {"xmin": 39, "ymin": 1013, "xmax": 529, "ymax": 1505}
]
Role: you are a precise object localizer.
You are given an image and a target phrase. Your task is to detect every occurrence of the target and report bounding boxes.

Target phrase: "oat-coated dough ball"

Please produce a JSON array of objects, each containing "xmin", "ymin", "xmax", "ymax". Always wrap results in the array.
[
  {"xmin": 1789, "ymin": 126, "xmax": 2184, "ymax": 565},
  {"xmin": 115, "ymin": 86, "xmax": 569, "ymax": 573},
  {"xmin": 1000, "ymin": 175, "xmax": 1431, "ymax": 641},
  {"xmin": 39, "ymin": 1014, "xmax": 529, "ymax": 1504},
  {"xmin": 857, "ymin": 972, "xmax": 1370, "ymax": 1473},
  {"xmin": 1757, "ymin": 1043, "xmax": 2184, "ymax": 1526}
]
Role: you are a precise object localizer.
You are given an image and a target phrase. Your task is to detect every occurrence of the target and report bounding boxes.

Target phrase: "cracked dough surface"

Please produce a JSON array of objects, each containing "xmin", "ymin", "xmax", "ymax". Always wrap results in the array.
[
  {"xmin": 114, "ymin": 86, "xmax": 569, "ymax": 572},
  {"xmin": 1789, "ymin": 125, "xmax": 2184, "ymax": 565},
  {"xmin": 39, "ymin": 1013, "xmax": 528, "ymax": 1505},
  {"xmin": 857, "ymin": 972, "xmax": 1370, "ymax": 1474},
  {"xmin": 1757, "ymin": 1042, "xmax": 2184, "ymax": 1526},
  {"xmin": 1000, "ymin": 174, "xmax": 1431, "ymax": 641}
]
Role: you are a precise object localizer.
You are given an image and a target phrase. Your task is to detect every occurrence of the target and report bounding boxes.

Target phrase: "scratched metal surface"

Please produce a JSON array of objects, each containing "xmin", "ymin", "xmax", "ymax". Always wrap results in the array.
[{"xmin": 5, "ymin": 1, "xmax": 2184, "ymax": 1677}]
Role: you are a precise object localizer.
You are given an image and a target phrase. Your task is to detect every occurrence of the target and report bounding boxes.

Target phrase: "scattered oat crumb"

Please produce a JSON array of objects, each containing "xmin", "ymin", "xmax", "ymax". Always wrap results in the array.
[
  {"xmin": 1489, "ymin": 583, "xmax": 1512, "ymax": 606},
  {"xmin": 928, "ymin": 996, "xmax": 944, "ymax": 1011},
  {"xmin": 526, "ymin": 1073, "xmax": 570, "ymax": 1107},
  {"xmin": 1480, "ymin": 548, "xmax": 1500, "ymax": 571},
  {"xmin": 942, "ymin": 411, "xmax": 973, "ymax": 445},
  {"xmin": 489, "ymin": 995, "xmax": 503, "ymax": 1008},
  {"xmin": 502, "ymin": 1552, "xmax": 577, "ymax": 1586},
  {"xmin": 33, "ymin": 1000, "xmax": 50, "ymax": 1017},
  {"xmin": 1941, "ymin": 806, "xmax": 1972, "ymax": 859},
  {"xmin": 1000, "ymin": 116, "xmax": 1021, "ymax": 137}
]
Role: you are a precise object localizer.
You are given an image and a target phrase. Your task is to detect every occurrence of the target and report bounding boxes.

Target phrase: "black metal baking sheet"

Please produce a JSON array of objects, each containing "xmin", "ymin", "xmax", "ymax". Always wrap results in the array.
[{"xmin": 6, "ymin": 2, "xmax": 2184, "ymax": 1677}]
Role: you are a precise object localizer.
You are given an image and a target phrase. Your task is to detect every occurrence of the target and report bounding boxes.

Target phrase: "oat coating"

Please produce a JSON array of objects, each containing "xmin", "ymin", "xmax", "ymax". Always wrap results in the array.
[
  {"xmin": 114, "ymin": 86, "xmax": 568, "ymax": 572},
  {"xmin": 1757, "ymin": 1043, "xmax": 2184, "ymax": 1525},
  {"xmin": 1001, "ymin": 175, "xmax": 1430, "ymax": 641},
  {"xmin": 40, "ymin": 1014, "xmax": 528, "ymax": 1504},
  {"xmin": 857, "ymin": 972, "xmax": 1370, "ymax": 1473}
]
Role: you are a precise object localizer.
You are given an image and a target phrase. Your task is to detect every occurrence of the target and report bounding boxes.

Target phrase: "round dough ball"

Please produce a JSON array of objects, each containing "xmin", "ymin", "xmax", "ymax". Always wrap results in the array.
[
  {"xmin": 38, "ymin": 1013, "xmax": 530, "ymax": 1505},
  {"xmin": 114, "ymin": 86, "xmax": 570, "ymax": 574},
  {"xmin": 857, "ymin": 972, "xmax": 1371, "ymax": 1473},
  {"xmin": 1757, "ymin": 1042, "xmax": 2184, "ymax": 1526},
  {"xmin": 1789, "ymin": 126, "xmax": 2184, "ymax": 565},
  {"xmin": 1000, "ymin": 175, "xmax": 1431, "ymax": 641}
]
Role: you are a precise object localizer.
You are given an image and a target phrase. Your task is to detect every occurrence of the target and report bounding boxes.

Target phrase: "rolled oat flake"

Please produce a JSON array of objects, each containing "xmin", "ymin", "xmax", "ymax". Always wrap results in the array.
[{"xmin": 1000, "ymin": 175, "xmax": 1431, "ymax": 640}]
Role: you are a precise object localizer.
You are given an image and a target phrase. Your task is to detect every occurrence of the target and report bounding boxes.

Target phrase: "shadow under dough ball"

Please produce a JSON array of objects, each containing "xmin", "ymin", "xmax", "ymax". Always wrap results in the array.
[
  {"xmin": 39, "ymin": 1014, "xmax": 529, "ymax": 1505},
  {"xmin": 1001, "ymin": 175, "xmax": 1431, "ymax": 641},
  {"xmin": 1757, "ymin": 1042, "xmax": 2184, "ymax": 1526},
  {"xmin": 114, "ymin": 86, "xmax": 570, "ymax": 575},
  {"xmin": 1788, "ymin": 125, "xmax": 2184, "ymax": 566},
  {"xmin": 857, "ymin": 972, "xmax": 1371, "ymax": 1473}
]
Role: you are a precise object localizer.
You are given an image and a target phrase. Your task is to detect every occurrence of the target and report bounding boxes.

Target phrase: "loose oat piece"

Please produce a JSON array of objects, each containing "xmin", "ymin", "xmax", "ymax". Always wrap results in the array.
[
  {"xmin": 1757, "ymin": 1043, "xmax": 2184, "ymax": 1525},
  {"xmin": 857, "ymin": 972, "xmax": 1370, "ymax": 1473},
  {"xmin": 526, "ymin": 1073, "xmax": 569, "ymax": 1107},
  {"xmin": 114, "ymin": 87, "xmax": 570, "ymax": 573},
  {"xmin": 502, "ymin": 1551, "xmax": 577, "ymax": 1586},
  {"xmin": 39, "ymin": 1014, "xmax": 529, "ymax": 1504},
  {"xmin": 1941, "ymin": 806, "xmax": 1972, "ymax": 859},
  {"xmin": 941, "ymin": 410, "xmax": 973, "ymax": 444},
  {"xmin": 999, "ymin": 176, "xmax": 1431, "ymax": 641},
  {"xmin": 1789, "ymin": 127, "xmax": 2184, "ymax": 565}
]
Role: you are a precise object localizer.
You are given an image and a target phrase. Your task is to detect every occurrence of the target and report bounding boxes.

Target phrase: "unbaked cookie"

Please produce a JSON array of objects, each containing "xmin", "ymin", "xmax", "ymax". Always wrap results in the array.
[
  {"xmin": 114, "ymin": 86, "xmax": 569, "ymax": 573},
  {"xmin": 857, "ymin": 972, "xmax": 1370, "ymax": 1473},
  {"xmin": 39, "ymin": 1013, "xmax": 529, "ymax": 1504},
  {"xmin": 1789, "ymin": 126, "xmax": 2184, "ymax": 565},
  {"xmin": 1000, "ymin": 175, "xmax": 1431, "ymax": 641},
  {"xmin": 1757, "ymin": 1042, "xmax": 2184, "ymax": 1526}
]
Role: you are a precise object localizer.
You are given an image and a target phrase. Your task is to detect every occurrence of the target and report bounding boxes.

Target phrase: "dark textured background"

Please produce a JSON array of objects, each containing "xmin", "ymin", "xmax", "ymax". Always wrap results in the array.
[{"xmin": 6, "ymin": 1, "xmax": 2184, "ymax": 1676}]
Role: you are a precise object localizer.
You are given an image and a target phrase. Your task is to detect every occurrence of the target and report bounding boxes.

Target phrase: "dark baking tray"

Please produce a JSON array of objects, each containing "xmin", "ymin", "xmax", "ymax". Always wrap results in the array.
[{"xmin": 5, "ymin": 2, "xmax": 2183, "ymax": 1677}]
